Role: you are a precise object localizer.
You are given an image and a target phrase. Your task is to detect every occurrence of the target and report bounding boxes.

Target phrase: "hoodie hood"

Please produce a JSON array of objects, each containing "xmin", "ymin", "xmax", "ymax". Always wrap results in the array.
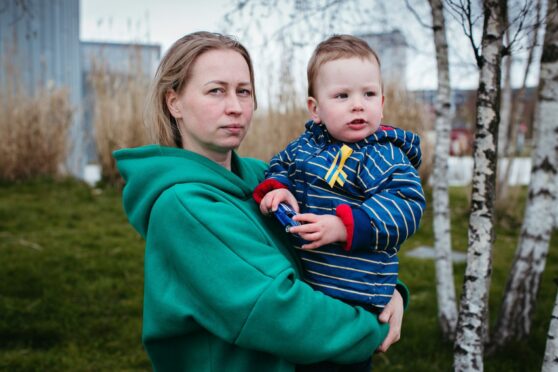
[
  {"xmin": 304, "ymin": 120, "xmax": 422, "ymax": 169},
  {"xmin": 113, "ymin": 145, "xmax": 265, "ymax": 238}
]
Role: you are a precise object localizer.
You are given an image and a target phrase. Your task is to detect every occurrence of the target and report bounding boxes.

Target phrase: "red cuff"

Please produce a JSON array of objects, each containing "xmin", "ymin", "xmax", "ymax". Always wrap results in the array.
[
  {"xmin": 253, "ymin": 179, "xmax": 288, "ymax": 204},
  {"xmin": 335, "ymin": 204, "xmax": 354, "ymax": 251},
  {"xmin": 380, "ymin": 124, "xmax": 394, "ymax": 131}
]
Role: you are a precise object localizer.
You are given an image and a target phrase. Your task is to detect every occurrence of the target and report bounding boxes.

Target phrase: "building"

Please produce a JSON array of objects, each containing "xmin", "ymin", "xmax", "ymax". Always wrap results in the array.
[
  {"xmin": 358, "ymin": 30, "xmax": 407, "ymax": 86},
  {"xmin": 0, "ymin": 0, "xmax": 84, "ymax": 176},
  {"xmin": 0, "ymin": 0, "xmax": 161, "ymax": 177},
  {"xmin": 81, "ymin": 41, "xmax": 160, "ymax": 162}
]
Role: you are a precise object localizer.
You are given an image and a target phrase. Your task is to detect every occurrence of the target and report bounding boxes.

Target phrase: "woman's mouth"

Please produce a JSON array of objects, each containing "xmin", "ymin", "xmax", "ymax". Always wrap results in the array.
[{"xmin": 221, "ymin": 124, "xmax": 245, "ymax": 134}]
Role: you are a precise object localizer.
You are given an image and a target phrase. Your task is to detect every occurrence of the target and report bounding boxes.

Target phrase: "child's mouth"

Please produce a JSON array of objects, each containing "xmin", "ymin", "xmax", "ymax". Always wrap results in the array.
[{"xmin": 349, "ymin": 119, "xmax": 366, "ymax": 125}]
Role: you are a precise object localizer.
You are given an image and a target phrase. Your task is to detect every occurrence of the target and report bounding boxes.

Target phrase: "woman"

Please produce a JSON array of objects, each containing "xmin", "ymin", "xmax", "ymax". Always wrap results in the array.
[{"xmin": 114, "ymin": 31, "xmax": 408, "ymax": 371}]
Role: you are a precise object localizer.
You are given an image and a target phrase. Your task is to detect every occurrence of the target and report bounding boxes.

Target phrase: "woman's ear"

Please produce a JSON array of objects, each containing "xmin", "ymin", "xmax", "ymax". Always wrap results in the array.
[
  {"xmin": 307, "ymin": 97, "xmax": 321, "ymax": 123},
  {"xmin": 166, "ymin": 89, "xmax": 182, "ymax": 119}
]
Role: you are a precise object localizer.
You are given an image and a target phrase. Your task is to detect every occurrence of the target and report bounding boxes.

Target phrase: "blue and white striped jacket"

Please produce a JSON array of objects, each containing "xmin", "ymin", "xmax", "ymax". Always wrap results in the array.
[{"xmin": 262, "ymin": 121, "xmax": 426, "ymax": 309}]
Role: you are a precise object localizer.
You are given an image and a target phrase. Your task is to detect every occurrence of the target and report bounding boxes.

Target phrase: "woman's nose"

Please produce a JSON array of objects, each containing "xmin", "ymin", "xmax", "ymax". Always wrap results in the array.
[{"xmin": 225, "ymin": 94, "xmax": 242, "ymax": 114}]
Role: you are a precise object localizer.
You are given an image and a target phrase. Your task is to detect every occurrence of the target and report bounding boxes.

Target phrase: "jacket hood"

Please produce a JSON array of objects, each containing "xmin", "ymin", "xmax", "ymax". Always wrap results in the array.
[
  {"xmin": 113, "ymin": 145, "xmax": 263, "ymax": 238},
  {"xmin": 305, "ymin": 120, "xmax": 423, "ymax": 169}
]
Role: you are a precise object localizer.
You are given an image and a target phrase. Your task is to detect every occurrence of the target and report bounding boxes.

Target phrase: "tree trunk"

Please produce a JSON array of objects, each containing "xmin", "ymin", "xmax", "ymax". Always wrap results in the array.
[
  {"xmin": 491, "ymin": 0, "xmax": 558, "ymax": 350},
  {"xmin": 497, "ymin": 0, "xmax": 541, "ymax": 199},
  {"xmin": 497, "ymin": 30, "xmax": 511, "ymax": 159},
  {"xmin": 428, "ymin": 0, "xmax": 458, "ymax": 341},
  {"xmin": 453, "ymin": 0, "xmax": 505, "ymax": 370},
  {"xmin": 543, "ymin": 279, "xmax": 558, "ymax": 372}
]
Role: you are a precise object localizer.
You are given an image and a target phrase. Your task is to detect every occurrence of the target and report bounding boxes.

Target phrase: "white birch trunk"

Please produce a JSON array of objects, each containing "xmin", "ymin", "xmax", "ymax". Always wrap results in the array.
[
  {"xmin": 497, "ymin": 0, "xmax": 541, "ymax": 199},
  {"xmin": 492, "ymin": 0, "xmax": 558, "ymax": 349},
  {"xmin": 498, "ymin": 33, "xmax": 512, "ymax": 158},
  {"xmin": 454, "ymin": 0, "xmax": 505, "ymax": 370},
  {"xmin": 543, "ymin": 280, "xmax": 558, "ymax": 372},
  {"xmin": 428, "ymin": 0, "xmax": 458, "ymax": 341}
]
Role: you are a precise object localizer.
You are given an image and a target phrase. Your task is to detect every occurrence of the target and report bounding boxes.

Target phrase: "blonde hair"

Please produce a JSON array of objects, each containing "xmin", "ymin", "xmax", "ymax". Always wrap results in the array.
[
  {"xmin": 307, "ymin": 34, "xmax": 382, "ymax": 97},
  {"xmin": 145, "ymin": 31, "xmax": 257, "ymax": 147}
]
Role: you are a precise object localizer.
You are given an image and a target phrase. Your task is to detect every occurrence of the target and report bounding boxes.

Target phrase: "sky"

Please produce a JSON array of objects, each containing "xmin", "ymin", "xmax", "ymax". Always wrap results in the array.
[
  {"xmin": 80, "ymin": 0, "xmax": 233, "ymax": 52},
  {"xmin": 80, "ymin": 0, "xmax": 540, "ymax": 92}
]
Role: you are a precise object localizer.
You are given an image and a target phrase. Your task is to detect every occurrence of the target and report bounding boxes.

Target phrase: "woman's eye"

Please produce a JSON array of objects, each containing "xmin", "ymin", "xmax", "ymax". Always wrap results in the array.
[
  {"xmin": 238, "ymin": 88, "xmax": 252, "ymax": 96},
  {"xmin": 209, "ymin": 88, "xmax": 225, "ymax": 95}
]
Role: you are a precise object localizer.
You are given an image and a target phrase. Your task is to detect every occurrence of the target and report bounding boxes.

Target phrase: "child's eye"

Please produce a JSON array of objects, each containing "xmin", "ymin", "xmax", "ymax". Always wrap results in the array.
[
  {"xmin": 365, "ymin": 91, "xmax": 376, "ymax": 97},
  {"xmin": 335, "ymin": 93, "xmax": 348, "ymax": 99}
]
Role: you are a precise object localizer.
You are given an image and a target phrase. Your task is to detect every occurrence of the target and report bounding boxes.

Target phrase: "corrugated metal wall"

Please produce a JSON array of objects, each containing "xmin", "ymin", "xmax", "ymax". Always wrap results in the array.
[{"xmin": 0, "ymin": 0, "xmax": 85, "ymax": 177}]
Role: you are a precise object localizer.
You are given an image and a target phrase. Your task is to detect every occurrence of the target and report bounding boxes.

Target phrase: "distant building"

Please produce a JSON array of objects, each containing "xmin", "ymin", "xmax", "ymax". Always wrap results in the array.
[
  {"xmin": 0, "ymin": 0, "xmax": 161, "ymax": 176},
  {"xmin": 81, "ymin": 41, "xmax": 160, "ymax": 162},
  {"xmin": 358, "ymin": 30, "xmax": 407, "ymax": 86},
  {"xmin": 0, "ymin": 0, "xmax": 84, "ymax": 177}
]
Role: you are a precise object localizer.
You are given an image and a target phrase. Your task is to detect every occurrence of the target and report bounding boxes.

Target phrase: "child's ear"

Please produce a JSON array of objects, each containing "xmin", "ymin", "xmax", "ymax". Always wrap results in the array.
[
  {"xmin": 307, "ymin": 97, "xmax": 321, "ymax": 123},
  {"xmin": 381, "ymin": 95, "xmax": 385, "ymax": 119},
  {"xmin": 166, "ymin": 89, "xmax": 182, "ymax": 119}
]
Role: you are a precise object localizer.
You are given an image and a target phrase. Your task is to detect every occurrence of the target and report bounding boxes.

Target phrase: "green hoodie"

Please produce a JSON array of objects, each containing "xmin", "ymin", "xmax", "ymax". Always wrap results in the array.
[{"xmin": 114, "ymin": 145, "xmax": 407, "ymax": 372}]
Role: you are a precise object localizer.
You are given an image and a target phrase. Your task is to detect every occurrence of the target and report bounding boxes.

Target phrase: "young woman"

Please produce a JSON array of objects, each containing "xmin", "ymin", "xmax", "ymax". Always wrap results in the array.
[{"xmin": 114, "ymin": 31, "xmax": 408, "ymax": 371}]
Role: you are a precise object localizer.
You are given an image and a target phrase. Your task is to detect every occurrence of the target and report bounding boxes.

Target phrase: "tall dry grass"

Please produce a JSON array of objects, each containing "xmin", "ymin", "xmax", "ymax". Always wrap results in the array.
[
  {"xmin": 0, "ymin": 71, "xmax": 72, "ymax": 181},
  {"xmin": 383, "ymin": 81, "xmax": 434, "ymax": 183},
  {"xmin": 239, "ymin": 80, "xmax": 433, "ymax": 183},
  {"xmin": 87, "ymin": 50, "xmax": 150, "ymax": 185}
]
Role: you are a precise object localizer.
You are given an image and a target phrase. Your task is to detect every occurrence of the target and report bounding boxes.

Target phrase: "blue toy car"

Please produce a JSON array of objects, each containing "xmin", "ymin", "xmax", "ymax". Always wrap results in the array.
[{"xmin": 274, "ymin": 203, "xmax": 301, "ymax": 233}]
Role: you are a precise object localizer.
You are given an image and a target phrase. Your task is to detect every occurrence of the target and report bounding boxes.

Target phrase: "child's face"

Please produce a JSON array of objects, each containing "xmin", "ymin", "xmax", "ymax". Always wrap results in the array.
[{"xmin": 308, "ymin": 57, "xmax": 384, "ymax": 143}]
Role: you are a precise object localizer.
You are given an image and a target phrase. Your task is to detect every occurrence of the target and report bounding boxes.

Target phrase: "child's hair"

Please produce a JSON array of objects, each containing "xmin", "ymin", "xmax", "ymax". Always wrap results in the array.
[
  {"xmin": 145, "ymin": 31, "xmax": 257, "ymax": 147},
  {"xmin": 307, "ymin": 34, "xmax": 382, "ymax": 97}
]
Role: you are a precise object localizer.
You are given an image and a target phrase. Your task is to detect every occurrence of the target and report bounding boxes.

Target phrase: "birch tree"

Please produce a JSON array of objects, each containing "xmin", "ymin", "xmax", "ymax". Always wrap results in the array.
[
  {"xmin": 543, "ymin": 280, "xmax": 558, "ymax": 372},
  {"xmin": 497, "ymin": 0, "xmax": 542, "ymax": 200},
  {"xmin": 492, "ymin": 0, "xmax": 558, "ymax": 349},
  {"xmin": 498, "ymin": 29, "xmax": 513, "ymax": 158},
  {"xmin": 428, "ymin": 0, "xmax": 458, "ymax": 340},
  {"xmin": 498, "ymin": 27, "xmax": 512, "ymax": 159},
  {"xmin": 450, "ymin": 0, "xmax": 506, "ymax": 369}
]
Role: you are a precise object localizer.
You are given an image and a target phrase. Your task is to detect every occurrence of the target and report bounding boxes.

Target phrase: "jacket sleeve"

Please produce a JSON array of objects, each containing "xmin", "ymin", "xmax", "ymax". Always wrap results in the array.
[
  {"xmin": 262, "ymin": 140, "xmax": 300, "ymax": 190},
  {"xmin": 350, "ymin": 144, "xmax": 426, "ymax": 253},
  {"xmin": 143, "ymin": 186, "xmax": 389, "ymax": 364}
]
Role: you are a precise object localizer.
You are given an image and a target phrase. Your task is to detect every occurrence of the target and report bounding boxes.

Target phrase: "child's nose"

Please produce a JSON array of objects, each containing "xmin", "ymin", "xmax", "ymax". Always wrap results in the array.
[{"xmin": 351, "ymin": 97, "xmax": 364, "ymax": 111}]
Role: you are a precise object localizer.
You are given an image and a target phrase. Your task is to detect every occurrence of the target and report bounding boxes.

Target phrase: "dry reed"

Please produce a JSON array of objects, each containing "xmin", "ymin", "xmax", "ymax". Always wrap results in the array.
[
  {"xmin": 0, "ymin": 73, "xmax": 72, "ymax": 181},
  {"xmin": 87, "ymin": 50, "xmax": 150, "ymax": 185},
  {"xmin": 239, "ymin": 80, "xmax": 433, "ymax": 184}
]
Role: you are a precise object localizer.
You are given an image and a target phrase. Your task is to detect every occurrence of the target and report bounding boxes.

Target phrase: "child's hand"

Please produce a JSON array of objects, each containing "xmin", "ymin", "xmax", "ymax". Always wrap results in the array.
[
  {"xmin": 259, "ymin": 189, "xmax": 299, "ymax": 215},
  {"xmin": 289, "ymin": 214, "xmax": 347, "ymax": 249}
]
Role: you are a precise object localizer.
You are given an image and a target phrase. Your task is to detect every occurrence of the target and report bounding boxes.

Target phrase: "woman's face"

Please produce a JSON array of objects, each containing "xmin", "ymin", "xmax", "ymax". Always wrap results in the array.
[{"xmin": 167, "ymin": 49, "xmax": 254, "ymax": 166}]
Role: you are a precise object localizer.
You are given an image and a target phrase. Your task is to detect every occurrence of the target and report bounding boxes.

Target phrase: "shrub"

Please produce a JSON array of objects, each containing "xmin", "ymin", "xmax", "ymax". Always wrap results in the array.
[
  {"xmin": 87, "ymin": 51, "xmax": 149, "ymax": 185},
  {"xmin": 0, "ymin": 83, "xmax": 72, "ymax": 181}
]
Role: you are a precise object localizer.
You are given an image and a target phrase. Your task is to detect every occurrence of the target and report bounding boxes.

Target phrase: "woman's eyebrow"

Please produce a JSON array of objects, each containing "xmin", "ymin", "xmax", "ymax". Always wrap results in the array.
[{"xmin": 204, "ymin": 80, "xmax": 252, "ymax": 86}]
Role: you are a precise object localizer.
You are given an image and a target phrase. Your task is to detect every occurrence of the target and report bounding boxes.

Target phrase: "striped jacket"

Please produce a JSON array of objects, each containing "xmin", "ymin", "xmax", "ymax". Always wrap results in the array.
[{"xmin": 255, "ymin": 121, "xmax": 426, "ymax": 309}]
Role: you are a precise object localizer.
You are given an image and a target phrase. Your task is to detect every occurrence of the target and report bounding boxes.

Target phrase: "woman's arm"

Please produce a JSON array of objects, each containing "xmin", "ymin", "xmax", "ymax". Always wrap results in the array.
[{"xmin": 145, "ymin": 187, "xmax": 390, "ymax": 364}]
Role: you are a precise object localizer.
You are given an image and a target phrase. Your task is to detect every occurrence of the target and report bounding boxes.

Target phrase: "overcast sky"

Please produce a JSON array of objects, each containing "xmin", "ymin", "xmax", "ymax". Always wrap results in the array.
[
  {"xmin": 80, "ymin": 0, "xmax": 540, "ymax": 92},
  {"xmin": 80, "ymin": 0, "xmax": 233, "ymax": 51}
]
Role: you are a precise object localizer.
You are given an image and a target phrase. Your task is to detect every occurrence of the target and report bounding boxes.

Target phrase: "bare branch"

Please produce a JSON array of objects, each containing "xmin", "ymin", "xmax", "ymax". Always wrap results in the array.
[
  {"xmin": 445, "ymin": 0, "xmax": 482, "ymax": 66},
  {"xmin": 406, "ymin": 0, "xmax": 432, "ymax": 29}
]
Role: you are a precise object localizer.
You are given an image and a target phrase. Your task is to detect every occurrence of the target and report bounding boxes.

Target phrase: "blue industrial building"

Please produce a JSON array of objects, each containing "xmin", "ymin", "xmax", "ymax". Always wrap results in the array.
[{"xmin": 0, "ymin": 0, "xmax": 160, "ymax": 178}]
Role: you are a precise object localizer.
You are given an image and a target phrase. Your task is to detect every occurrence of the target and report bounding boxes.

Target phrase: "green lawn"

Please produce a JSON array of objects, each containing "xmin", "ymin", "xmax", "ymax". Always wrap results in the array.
[{"xmin": 0, "ymin": 179, "xmax": 556, "ymax": 371}]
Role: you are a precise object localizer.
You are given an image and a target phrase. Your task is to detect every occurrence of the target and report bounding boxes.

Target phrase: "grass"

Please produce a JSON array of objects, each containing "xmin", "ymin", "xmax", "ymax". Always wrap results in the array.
[
  {"xmin": 0, "ymin": 180, "xmax": 556, "ymax": 371},
  {"xmin": 0, "ymin": 179, "xmax": 148, "ymax": 371}
]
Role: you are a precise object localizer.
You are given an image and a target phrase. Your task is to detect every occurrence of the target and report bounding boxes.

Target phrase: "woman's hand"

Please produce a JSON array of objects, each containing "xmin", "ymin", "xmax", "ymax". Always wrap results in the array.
[{"xmin": 376, "ymin": 289, "xmax": 404, "ymax": 353}]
